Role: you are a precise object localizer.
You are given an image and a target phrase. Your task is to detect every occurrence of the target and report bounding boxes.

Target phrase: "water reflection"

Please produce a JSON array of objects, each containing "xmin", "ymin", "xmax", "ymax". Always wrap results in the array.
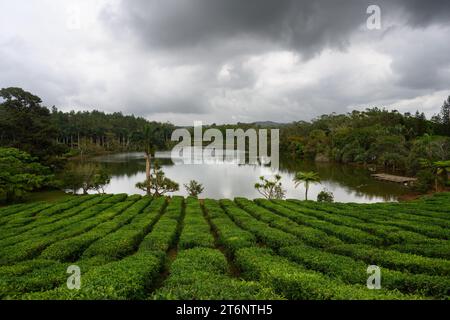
[{"xmin": 84, "ymin": 152, "xmax": 409, "ymax": 203}]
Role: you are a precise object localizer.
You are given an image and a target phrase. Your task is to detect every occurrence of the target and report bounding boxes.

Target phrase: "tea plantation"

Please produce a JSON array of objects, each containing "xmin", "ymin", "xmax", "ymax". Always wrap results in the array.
[{"xmin": 0, "ymin": 193, "xmax": 449, "ymax": 300}]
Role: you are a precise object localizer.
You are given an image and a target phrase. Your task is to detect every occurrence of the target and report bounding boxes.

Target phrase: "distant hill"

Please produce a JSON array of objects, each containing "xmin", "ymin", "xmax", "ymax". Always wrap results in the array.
[{"xmin": 250, "ymin": 121, "xmax": 289, "ymax": 127}]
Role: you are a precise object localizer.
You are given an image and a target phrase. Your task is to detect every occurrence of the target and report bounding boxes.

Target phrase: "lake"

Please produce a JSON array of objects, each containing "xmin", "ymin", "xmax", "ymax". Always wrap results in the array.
[{"xmin": 79, "ymin": 152, "xmax": 410, "ymax": 203}]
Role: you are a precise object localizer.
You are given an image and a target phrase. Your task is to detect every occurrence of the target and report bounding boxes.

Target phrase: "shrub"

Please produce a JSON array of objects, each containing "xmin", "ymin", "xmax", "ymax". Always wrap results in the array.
[
  {"xmin": 203, "ymin": 199, "xmax": 256, "ymax": 253},
  {"xmin": 82, "ymin": 197, "xmax": 166, "ymax": 259},
  {"xmin": 317, "ymin": 189, "xmax": 334, "ymax": 203},
  {"xmin": 280, "ymin": 245, "xmax": 450, "ymax": 298},
  {"xmin": 23, "ymin": 252, "xmax": 164, "ymax": 300},
  {"xmin": 152, "ymin": 248, "xmax": 280, "ymax": 300},
  {"xmin": 235, "ymin": 247, "xmax": 418, "ymax": 300},
  {"xmin": 327, "ymin": 244, "xmax": 450, "ymax": 276},
  {"xmin": 178, "ymin": 197, "xmax": 214, "ymax": 249},
  {"xmin": 184, "ymin": 180, "xmax": 204, "ymax": 197},
  {"xmin": 220, "ymin": 200, "xmax": 300, "ymax": 249},
  {"xmin": 41, "ymin": 198, "xmax": 153, "ymax": 261},
  {"xmin": 138, "ymin": 197, "xmax": 184, "ymax": 253}
]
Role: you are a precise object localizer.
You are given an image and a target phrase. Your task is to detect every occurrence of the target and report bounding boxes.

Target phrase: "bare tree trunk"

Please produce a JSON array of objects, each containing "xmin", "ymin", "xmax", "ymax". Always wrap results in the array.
[
  {"xmin": 145, "ymin": 152, "xmax": 152, "ymax": 196},
  {"xmin": 305, "ymin": 182, "xmax": 309, "ymax": 201}
]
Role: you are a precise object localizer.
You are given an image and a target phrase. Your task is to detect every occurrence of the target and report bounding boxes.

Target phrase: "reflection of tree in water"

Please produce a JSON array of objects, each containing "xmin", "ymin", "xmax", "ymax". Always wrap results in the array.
[
  {"xmin": 77, "ymin": 152, "xmax": 409, "ymax": 201},
  {"xmin": 78, "ymin": 154, "xmax": 175, "ymax": 179},
  {"xmin": 279, "ymin": 156, "xmax": 408, "ymax": 200}
]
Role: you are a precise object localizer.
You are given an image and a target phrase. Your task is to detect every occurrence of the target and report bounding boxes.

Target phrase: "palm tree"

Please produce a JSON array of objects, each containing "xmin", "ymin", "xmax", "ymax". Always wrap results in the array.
[
  {"xmin": 420, "ymin": 159, "xmax": 450, "ymax": 192},
  {"xmin": 293, "ymin": 171, "xmax": 320, "ymax": 200},
  {"xmin": 431, "ymin": 160, "xmax": 450, "ymax": 192}
]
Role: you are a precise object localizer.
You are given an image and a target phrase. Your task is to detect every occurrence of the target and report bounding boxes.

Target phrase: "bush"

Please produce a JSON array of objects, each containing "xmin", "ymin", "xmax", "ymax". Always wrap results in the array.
[
  {"xmin": 23, "ymin": 252, "xmax": 164, "ymax": 300},
  {"xmin": 41, "ymin": 198, "xmax": 152, "ymax": 261},
  {"xmin": 317, "ymin": 189, "xmax": 334, "ymax": 202},
  {"xmin": 235, "ymin": 247, "xmax": 418, "ymax": 300},
  {"xmin": 138, "ymin": 196, "xmax": 183, "ymax": 252},
  {"xmin": 327, "ymin": 244, "xmax": 450, "ymax": 276},
  {"xmin": 203, "ymin": 199, "xmax": 256, "ymax": 253},
  {"xmin": 82, "ymin": 197, "xmax": 166, "ymax": 259},
  {"xmin": 415, "ymin": 169, "xmax": 435, "ymax": 193},
  {"xmin": 280, "ymin": 245, "xmax": 450, "ymax": 298},
  {"xmin": 178, "ymin": 197, "xmax": 214, "ymax": 249},
  {"xmin": 152, "ymin": 248, "xmax": 280, "ymax": 300},
  {"xmin": 220, "ymin": 199, "xmax": 300, "ymax": 249},
  {"xmin": 184, "ymin": 180, "xmax": 204, "ymax": 197}
]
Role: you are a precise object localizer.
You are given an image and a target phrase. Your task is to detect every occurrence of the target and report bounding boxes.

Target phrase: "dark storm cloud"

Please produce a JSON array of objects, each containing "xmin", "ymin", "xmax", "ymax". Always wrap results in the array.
[
  {"xmin": 1, "ymin": 0, "xmax": 449, "ymax": 124},
  {"xmin": 104, "ymin": 0, "xmax": 450, "ymax": 58},
  {"xmin": 401, "ymin": 0, "xmax": 450, "ymax": 26}
]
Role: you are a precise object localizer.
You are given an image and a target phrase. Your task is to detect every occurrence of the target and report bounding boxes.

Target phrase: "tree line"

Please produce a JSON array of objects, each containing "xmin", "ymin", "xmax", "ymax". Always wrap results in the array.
[
  {"xmin": 0, "ymin": 87, "xmax": 175, "ymax": 202},
  {"xmin": 1, "ymin": 87, "xmax": 449, "ymax": 201},
  {"xmin": 0, "ymin": 87, "xmax": 175, "ymax": 165},
  {"xmin": 279, "ymin": 101, "xmax": 450, "ymax": 188}
]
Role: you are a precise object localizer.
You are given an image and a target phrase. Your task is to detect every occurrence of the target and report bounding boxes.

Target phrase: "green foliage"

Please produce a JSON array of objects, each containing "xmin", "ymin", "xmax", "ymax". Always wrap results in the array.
[
  {"xmin": 135, "ymin": 163, "xmax": 179, "ymax": 196},
  {"xmin": 203, "ymin": 199, "xmax": 256, "ymax": 253},
  {"xmin": 418, "ymin": 159, "xmax": 450, "ymax": 192},
  {"xmin": 254, "ymin": 175, "xmax": 285, "ymax": 200},
  {"xmin": 235, "ymin": 247, "xmax": 417, "ymax": 300},
  {"xmin": 327, "ymin": 244, "xmax": 450, "ymax": 276},
  {"xmin": 178, "ymin": 197, "xmax": 214, "ymax": 249},
  {"xmin": 59, "ymin": 162, "xmax": 111, "ymax": 194},
  {"xmin": 0, "ymin": 148, "xmax": 53, "ymax": 202},
  {"xmin": 0, "ymin": 193, "xmax": 449, "ymax": 300},
  {"xmin": 24, "ymin": 252, "xmax": 164, "ymax": 300},
  {"xmin": 220, "ymin": 199, "xmax": 300, "ymax": 248},
  {"xmin": 279, "ymin": 107, "xmax": 450, "ymax": 175},
  {"xmin": 82, "ymin": 197, "xmax": 166, "ymax": 259},
  {"xmin": 416, "ymin": 169, "xmax": 435, "ymax": 193},
  {"xmin": 293, "ymin": 171, "xmax": 320, "ymax": 200},
  {"xmin": 138, "ymin": 196, "xmax": 183, "ymax": 252},
  {"xmin": 183, "ymin": 180, "xmax": 204, "ymax": 197},
  {"xmin": 153, "ymin": 248, "xmax": 280, "ymax": 300},
  {"xmin": 50, "ymin": 107, "xmax": 175, "ymax": 154},
  {"xmin": 0, "ymin": 88, "xmax": 64, "ymax": 165},
  {"xmin": 280, "ymin": 245, "xmax": 449, "ymax": 298},
  {"xmin": 41, "ymin": 197, "xmax": 151, "ymax": 261},
  {"xmin": 240, "ymin": 198, "xmax": 342, "ymax": 248},
  {"xmin": 263, "ymin": 199, "xmax": 381, "ymax": 245},
  {"xmin": 317, "ymin": 189, "xmax": 334, "ymax": 202}
]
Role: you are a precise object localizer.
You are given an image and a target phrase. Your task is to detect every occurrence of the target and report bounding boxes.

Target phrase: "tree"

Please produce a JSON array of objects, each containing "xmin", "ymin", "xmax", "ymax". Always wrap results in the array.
[
  {"xmin": 317, "ymin": 189, "xmax": 334, "ymax": 202},
  {"xmin": 136, "ymin": 162, "xmax": 179, "ymax": 196},
  {"xmin": 60, "ymin": 162, "xmax": 111, "ymax": 194},
  {"xmin": 254, "ymin": 175, "xmax": 286, "ymax": 200},
  {"xmin": 293, "ymin": 171, "xmax": 320, "ymax": 200},
  {"xmin": 419, "ymin": 159, "xmax": 450, "ymax": 192},
  {"xmin": 0, "ymin": 148, "xmax": 53, "ymax": 202},
  {"xmin": 184, "ymin": 180, "xmax": 204, "ymax": 197},
  {"xmin": 132, "ymin": 124, "xmax": 166, "ymax": 195},
  {"xmin": 92, "ymin": 167, "xmax": 111, "ymax": 194},
  {"xmin": 439, "ymin": 96, "xmax": 450, "ymax": 135},
  {"xmin": 0, "ymin": 87, "xmax": 63, "ymax": 166}
]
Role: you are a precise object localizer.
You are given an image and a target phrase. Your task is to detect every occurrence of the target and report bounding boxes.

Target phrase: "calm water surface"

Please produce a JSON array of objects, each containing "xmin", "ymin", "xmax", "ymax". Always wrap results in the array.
[{"xmin": 81, "ymin": 152, "xmax": 410, "ymax": 203}]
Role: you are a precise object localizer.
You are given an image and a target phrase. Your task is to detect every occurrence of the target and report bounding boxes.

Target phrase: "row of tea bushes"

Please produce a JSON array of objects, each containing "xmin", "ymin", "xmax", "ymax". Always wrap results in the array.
[
  {"xmin": 152, "ymin": 247, "xmax": 280, "ymax": 300},
  {"xmin": 41, "ymin": 198, "xmax": 152, "ymax": 261},
  {"xmin": 220, "ymin": 200, "xmax": 299, "ymax": 249},
  {"xmin": 178, "ymin": 197, "xmax": 215, "ymax": 249},
  {"xmin": 279, "ymin": 244, "xmax": 450, "ymax": 298},
  {"xmin": 235, "ymin": 247, "xmax": 419, "ymax": 300},
  {"xmin": 235, "ymin": 198, "xmax": 342, "ymax": 248},
  {"xmin": 82, "ymin": 197, "xmax": 166, "ymax": 259}
]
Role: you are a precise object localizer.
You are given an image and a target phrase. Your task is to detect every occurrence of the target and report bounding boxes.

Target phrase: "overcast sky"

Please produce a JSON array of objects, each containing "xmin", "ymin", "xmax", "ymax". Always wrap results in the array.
[{"xmin": 1, "ymin": 0, "xmax": 449, "ymax": 125}]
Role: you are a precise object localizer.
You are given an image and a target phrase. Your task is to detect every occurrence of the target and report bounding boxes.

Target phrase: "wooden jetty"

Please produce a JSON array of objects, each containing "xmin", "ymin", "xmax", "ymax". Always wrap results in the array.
[{"xmin": 371, "ymin": 173, "xmax": 417, "ymax": 185}]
